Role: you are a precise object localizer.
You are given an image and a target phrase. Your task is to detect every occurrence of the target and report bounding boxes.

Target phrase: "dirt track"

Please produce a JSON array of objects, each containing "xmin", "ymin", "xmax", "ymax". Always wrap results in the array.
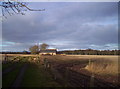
[
  {"xmin": 11, "ymin": 63, "xmax": 28, "ymax": 87},
  {"xmin": 3, "ymin": 62, "xmax": 18, "ymax": 75}
]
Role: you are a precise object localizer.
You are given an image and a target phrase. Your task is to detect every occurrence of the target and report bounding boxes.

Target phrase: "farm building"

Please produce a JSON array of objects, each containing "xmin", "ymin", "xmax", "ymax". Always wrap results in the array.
[{"xmin": 39, "ymin": 49, "xmax": 57, "ymax": 55}]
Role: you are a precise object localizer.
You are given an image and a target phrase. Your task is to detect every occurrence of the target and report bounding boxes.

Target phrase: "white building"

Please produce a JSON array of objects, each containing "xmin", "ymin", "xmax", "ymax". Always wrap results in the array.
[{"xmin": 39, "ymin": 49, "xmax": 57, "ymax": 55}]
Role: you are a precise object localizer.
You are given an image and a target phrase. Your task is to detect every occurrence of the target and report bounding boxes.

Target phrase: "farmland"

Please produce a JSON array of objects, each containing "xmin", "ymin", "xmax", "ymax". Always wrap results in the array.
[{"xmin": 1, "ymin": 54, "xmax": 119, "ymax": 88}]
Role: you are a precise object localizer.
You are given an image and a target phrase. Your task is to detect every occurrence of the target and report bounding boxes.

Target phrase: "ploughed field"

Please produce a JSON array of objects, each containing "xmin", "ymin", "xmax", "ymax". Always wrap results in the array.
[{"xmin": 1, "ymin": 54, "xmax": 119, "ymax": 88}]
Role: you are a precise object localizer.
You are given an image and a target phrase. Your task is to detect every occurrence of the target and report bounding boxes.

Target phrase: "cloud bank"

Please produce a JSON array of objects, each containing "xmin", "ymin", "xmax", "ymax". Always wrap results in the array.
[{"xmin": 2, "ymin": 2, "xmax": 118, "ymax": 51}]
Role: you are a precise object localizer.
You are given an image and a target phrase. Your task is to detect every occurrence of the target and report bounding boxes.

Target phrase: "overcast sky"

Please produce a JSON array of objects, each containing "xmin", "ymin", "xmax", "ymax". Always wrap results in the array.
[{"xmin": 2, "ymin": 2, "xmax": 118, "ymax": 51}]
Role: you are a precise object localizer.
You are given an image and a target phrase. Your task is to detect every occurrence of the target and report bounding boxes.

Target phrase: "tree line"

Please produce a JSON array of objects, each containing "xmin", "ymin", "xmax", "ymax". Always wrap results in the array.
[
  {"xmin": 58, "ymin": 49, "xmax": 120, "ymax": 55},
  {"xmin": 1, "ymin": 43, "xmax": 120, "ymax": 55},
  {"xmin": 1, "ymin": 51, "xmax": 31, "ymax": 54},
  {"xmin": 1, "ymin": 49, "xmax": 120, "ymax": 55}
]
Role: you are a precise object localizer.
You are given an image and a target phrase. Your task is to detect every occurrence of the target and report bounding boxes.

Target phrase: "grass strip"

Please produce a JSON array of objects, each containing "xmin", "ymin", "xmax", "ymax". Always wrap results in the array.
[
  {"xmin": 21, "ymin": 62, "xmax": 61, "ymax": 87},
  {"xmin": 2, "ymin": 62, "xmax": 15, "ymax": 70},
  {"xmin": 2, "ymin": 62, "xmax": 25, "ymax": 87}
]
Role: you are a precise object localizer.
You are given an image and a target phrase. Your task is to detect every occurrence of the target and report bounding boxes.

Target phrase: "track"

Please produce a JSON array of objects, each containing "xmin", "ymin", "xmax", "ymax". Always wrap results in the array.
[
  {"xmin": 11, "ymin": 63, "xmax": 28, "ymax": 87},
  {"xmin": 2, "ymin": 61, "xmax": 19, "ymax": 75}
]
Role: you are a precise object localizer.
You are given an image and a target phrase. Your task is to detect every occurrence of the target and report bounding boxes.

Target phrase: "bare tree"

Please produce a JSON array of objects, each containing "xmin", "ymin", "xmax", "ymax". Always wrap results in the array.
[
  {"xmin": 29, "ymin": 45, "xmax": 39, "ymax": 54},
  {"xmin": 0, "ymin": 0, "xmax": 45, "ymax": 18},
  {"xmin": 40, "ymin": 43, "xmax": 49, "ymax": 50}
]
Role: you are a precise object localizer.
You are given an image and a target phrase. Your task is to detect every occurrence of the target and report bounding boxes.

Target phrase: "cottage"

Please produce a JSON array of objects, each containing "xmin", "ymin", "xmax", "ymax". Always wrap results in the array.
[{"xmin": 39, "ymin": 49, "xmax": 57, "ymax": 55}]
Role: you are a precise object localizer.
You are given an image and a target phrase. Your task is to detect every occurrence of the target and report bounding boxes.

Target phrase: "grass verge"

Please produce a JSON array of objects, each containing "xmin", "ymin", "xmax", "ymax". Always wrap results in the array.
[
  {"xmin": 2, "ymin": 62, "xmax": 24, "ymax": 87},
  {"xmin": 21, "ymin": 62, "xmax": 61, "ymax": 87}
]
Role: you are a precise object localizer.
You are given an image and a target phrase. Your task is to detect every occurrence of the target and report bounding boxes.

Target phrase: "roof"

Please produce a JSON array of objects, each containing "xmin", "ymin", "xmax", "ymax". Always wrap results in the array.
[{"xmin": 40, "ymin": 49, "xmax": 57, "ymax": 53}]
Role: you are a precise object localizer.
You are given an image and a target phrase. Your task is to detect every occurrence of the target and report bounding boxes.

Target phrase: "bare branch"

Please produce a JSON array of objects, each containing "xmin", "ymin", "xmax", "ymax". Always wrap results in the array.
[
  {"xmin": 0, "ymin": 0, "xmax": 45, "ymax": 18},
  {"xmin": 10, "ymin": 5, "xmax": 17, "ymax": 14},
  {"xmin": 5, "ymin": 8, "xmax": 12, "ymax": 16},
  {"xmin": 17, "ymin": 2, "xmax": 45, "ymax": 11}
]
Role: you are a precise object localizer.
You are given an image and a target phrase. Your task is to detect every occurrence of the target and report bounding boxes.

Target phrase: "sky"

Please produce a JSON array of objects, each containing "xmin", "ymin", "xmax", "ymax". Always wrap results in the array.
[{"xmin": 1, "ymin": 2, "xmax": 118, "ymax": 51}]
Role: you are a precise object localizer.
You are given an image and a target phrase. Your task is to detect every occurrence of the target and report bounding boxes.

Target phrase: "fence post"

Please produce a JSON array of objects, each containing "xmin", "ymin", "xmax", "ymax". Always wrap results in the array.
[
  {"xmin": 65, "ymin": 67, "xmax": 69, "ymax": 87},
  {"xmin": 89, "ymin": 59, "xmax": 91, "ymax": 66},
  {"xmin": 89, "ymin": 60, "xmax": 94, "ymax": 87},
  {"xmin": 4, "ymin": 54, "xmax": 7, "ymax": 61},
  {"xmin": 90, "ymin": 73, "xmax": 94, "ymax": 87}
]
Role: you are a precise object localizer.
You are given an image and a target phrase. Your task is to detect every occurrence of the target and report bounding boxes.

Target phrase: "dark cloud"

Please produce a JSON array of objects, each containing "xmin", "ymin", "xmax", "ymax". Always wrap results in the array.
[{"xmin": 2, "ymin": 2, "xmax": 118, "ymax": 51}]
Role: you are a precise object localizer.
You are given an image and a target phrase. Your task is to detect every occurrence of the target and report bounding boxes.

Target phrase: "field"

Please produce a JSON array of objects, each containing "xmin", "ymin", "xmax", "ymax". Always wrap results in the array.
[{"xmin": 1, "ymin": 54, "xmax": 119, "ymax": 88}]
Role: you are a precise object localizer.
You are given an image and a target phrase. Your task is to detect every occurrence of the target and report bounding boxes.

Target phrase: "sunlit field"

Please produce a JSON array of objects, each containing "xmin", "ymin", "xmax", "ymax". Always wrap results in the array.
[{"xmin": 85, "ymin": 56, "xmax": 118, "ymax": 75}]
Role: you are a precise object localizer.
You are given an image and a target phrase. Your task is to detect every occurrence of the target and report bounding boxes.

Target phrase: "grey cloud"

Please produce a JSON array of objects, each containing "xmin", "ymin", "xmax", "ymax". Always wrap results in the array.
[{"xmin": 2, "ymin": 2, "xmax": 118, "ymax": 51}]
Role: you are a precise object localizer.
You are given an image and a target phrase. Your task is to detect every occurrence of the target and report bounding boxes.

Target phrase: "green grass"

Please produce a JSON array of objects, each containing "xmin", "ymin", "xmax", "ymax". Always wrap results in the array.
[
  {"xmin": 2, "ymin": 56, "xmax": 27, "ymax": 70},
  {"xmin": 2, "ymin": 56, "xmax": 30, "ymax": 87},
  {"xmin": 2, "ymin": 62, "xmax": 14, "ymax": 70},
  {"xmin": 21, "ymin": 62, "xmax": 61, "ymax": 87},
  {"xmin": 2, "ymin": 57, "xmax": 16, "ymax": 70},
  {"xmin": 2, "ymin": 62, "xmax": 24, "ymax": 87}
]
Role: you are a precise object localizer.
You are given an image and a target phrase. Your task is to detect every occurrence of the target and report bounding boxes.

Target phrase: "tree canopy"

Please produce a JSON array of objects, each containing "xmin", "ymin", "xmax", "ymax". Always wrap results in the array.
[
  {"xmin": 29, "ymin": 45, "xmax": 39, "ymax": 54},
  {"xmin": 40, "ymin": 43, "xmax": 49, "ymax": 50},
  {"xmin": 29, "ymin": 43, "xmax": 49, "ymax": 54}
]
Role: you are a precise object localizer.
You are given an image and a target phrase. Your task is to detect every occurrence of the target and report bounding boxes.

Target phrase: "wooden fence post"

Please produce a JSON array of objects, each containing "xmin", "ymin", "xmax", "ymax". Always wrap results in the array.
[
  {"xmin": 65, "ymin": 67, "xmax": 69, "ymax": 87},
  {"xmin": 43, "ymin": 58, "xmax": 48, "ymax": 69},
  {"xmin": 90, "ymin": 73, "xmax": 94, "ymax": 87},
  {"xmin": 4, "ymin": 54, "xmax": 7, "ymax": 61},
  {"xmin": 89, "ymin": 59, "xmax": 91, "ymax": 66},
  {"xmin": 90, "ymin": 60, "xmax": 94, "ymax": 87}
]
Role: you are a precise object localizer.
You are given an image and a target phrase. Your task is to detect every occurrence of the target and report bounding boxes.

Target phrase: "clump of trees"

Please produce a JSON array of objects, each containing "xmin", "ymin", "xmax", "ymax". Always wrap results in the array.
[
  {"xmin": 1, "ymin": 43, "xmax": 49, "ymax": 54},
  {"xmin": 29, "ymin": 45, "xmax": 39, "ymax": 54},
  {"xmin": 40, "ymin": 43, "xmax": 49, "ymax": 50},
  {"xmin": 29, "ymin": 43, "xmax": 49, "ymax": 54}
]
